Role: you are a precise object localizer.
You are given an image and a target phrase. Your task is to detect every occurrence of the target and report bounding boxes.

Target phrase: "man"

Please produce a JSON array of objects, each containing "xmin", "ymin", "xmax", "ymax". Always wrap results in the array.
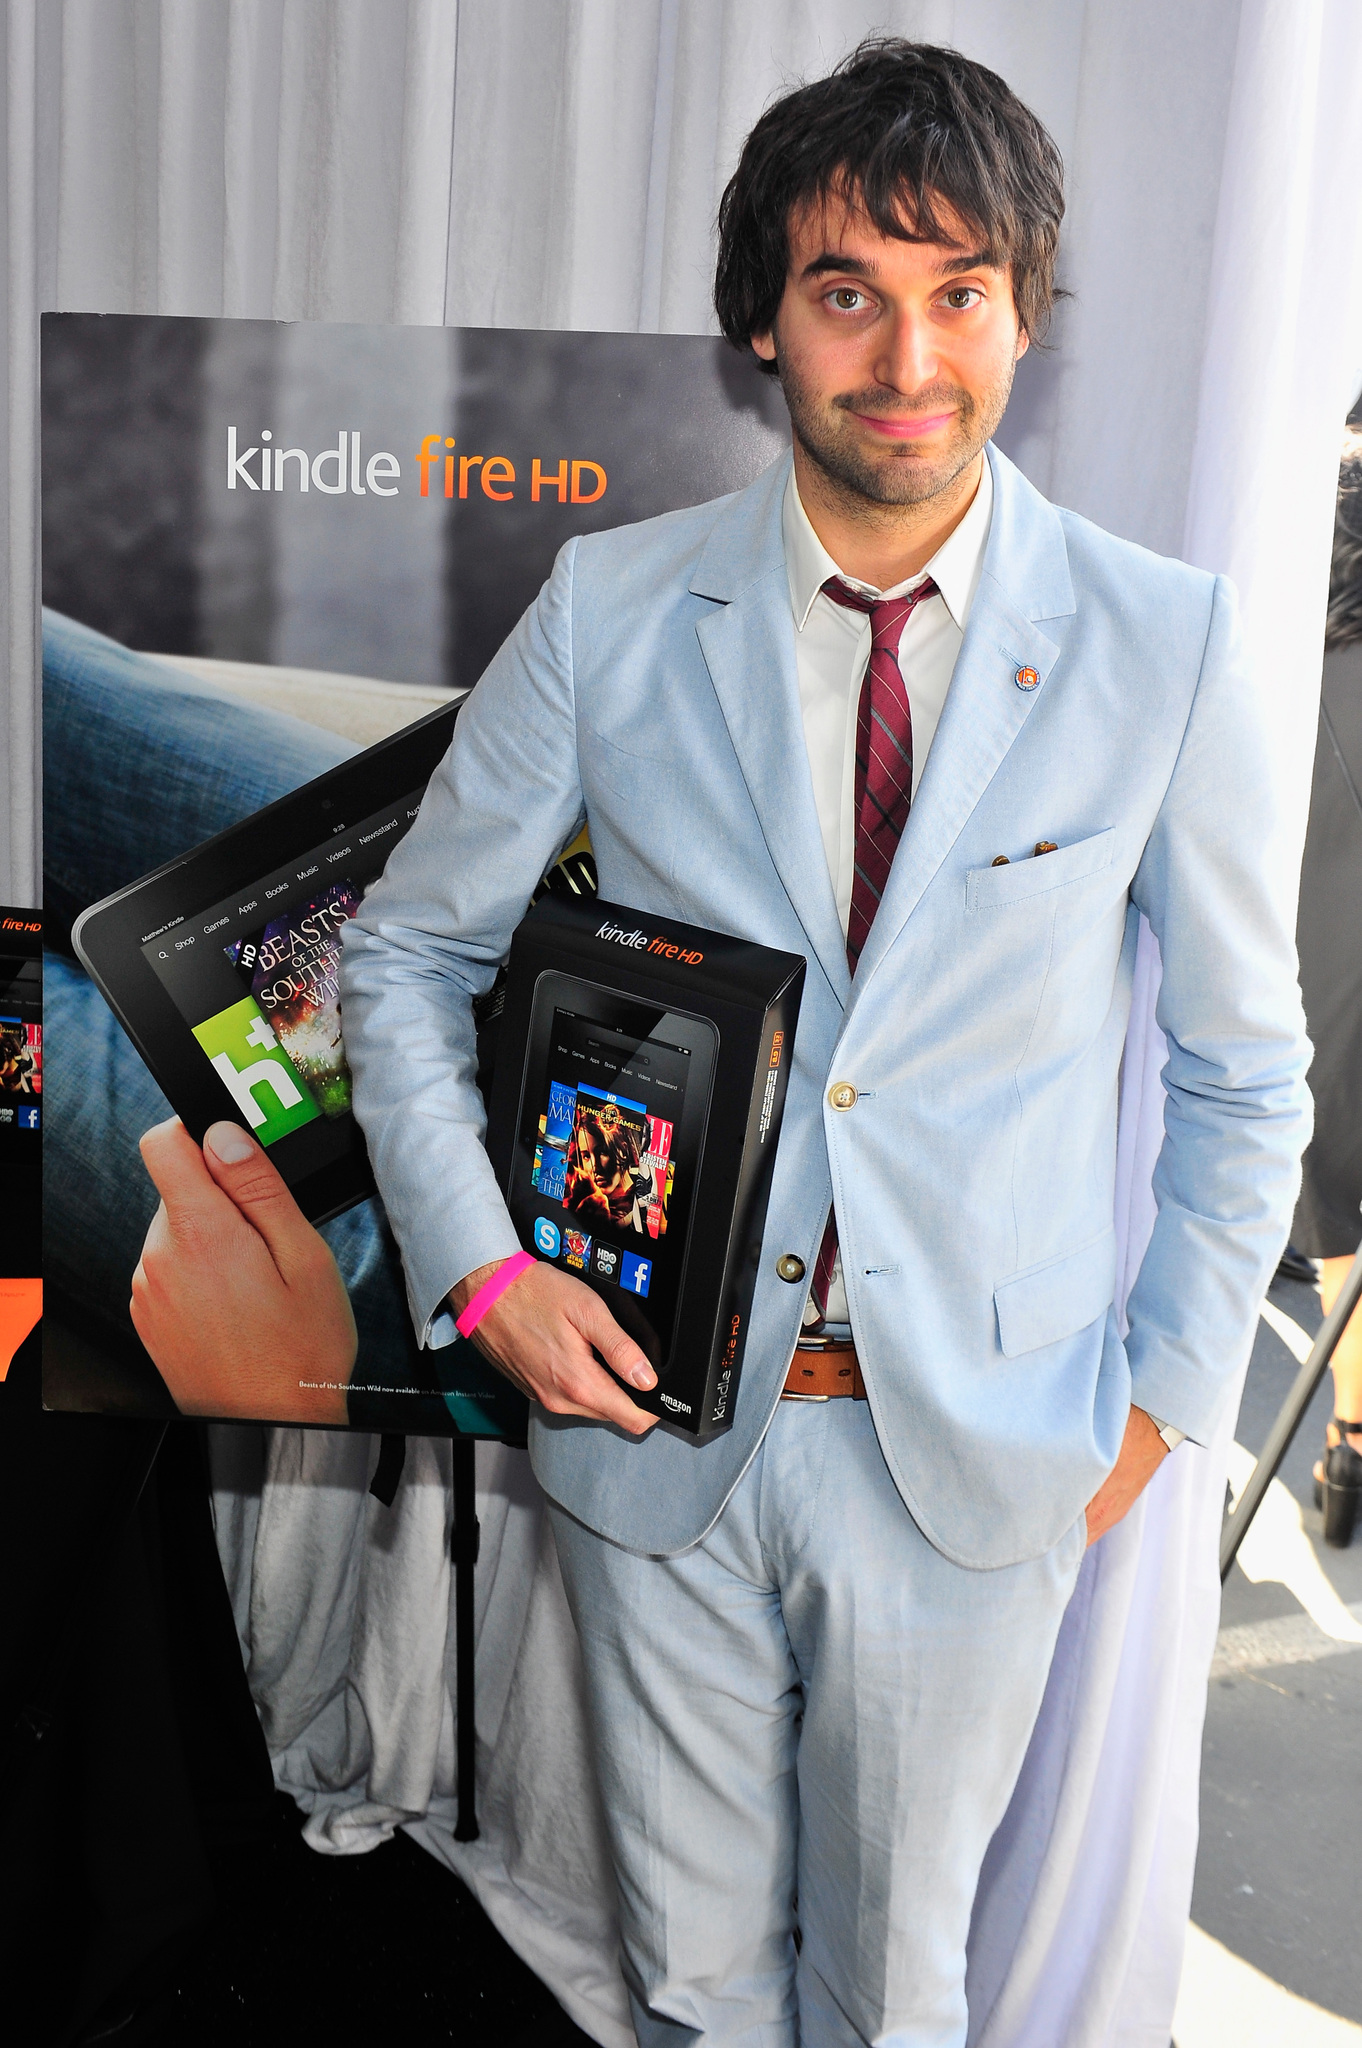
[{"xmin": 340, "ymin": 40, "xmax": 1310, "ymax": 2046}]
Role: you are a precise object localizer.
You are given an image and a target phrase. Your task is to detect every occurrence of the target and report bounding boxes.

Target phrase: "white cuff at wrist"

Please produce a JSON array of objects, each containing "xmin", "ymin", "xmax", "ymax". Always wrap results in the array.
[{"xmin": 1147, "ymin": 1411, "xmax": 1186, "ymax": 1453}]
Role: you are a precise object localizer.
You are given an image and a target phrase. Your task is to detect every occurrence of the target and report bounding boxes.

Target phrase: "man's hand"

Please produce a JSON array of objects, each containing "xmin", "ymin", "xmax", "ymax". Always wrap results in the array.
[
  {"xmin": 131, "ymin": 1118, "xmax": 356, "ymax": 1424},
  {"xmin": 453, "ymin": 1259, "xmax": 658, "ymax": 1437},
  {"xmin": 1084, "ymin": 1404, "xmax": 1169, "ymax": 1546}
]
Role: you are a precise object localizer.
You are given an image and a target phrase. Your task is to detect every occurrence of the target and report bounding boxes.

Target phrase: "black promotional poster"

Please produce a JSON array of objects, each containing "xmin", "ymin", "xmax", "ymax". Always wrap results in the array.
[{"xmin": 41, "ymin": 313, "xmax": 789, "ymax": 1437}]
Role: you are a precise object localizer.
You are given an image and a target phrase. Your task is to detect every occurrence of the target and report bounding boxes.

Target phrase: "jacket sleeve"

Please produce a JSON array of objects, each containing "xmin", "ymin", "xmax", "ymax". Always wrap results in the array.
[
  {"xmin": 340, "ymin": 537, "xmax": 587, "ymax": 1346},
  {"xmin": 1126, "ymin": 573, "xmax": 1313, "ymax": 1442}
]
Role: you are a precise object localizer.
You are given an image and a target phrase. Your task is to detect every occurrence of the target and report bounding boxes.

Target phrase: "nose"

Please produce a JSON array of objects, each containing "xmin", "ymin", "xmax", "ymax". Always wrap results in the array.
[{"xmin": 875, "ymin": 306, "xmax": 940, "ymax": 395}]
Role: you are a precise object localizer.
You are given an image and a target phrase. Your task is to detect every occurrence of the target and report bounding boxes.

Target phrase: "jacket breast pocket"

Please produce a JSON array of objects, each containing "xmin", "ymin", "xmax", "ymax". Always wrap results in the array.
[
  {"xmin": 994, "ymin": 1227, "xmax": 1117, "ymax": 1357},
  {"xmin": 966, "ymin": 827, "xmax": 1115, "ymax": 912},
  {"xmin": 580, "ymin": 726, "xmax": 683, "ymax": 892}
]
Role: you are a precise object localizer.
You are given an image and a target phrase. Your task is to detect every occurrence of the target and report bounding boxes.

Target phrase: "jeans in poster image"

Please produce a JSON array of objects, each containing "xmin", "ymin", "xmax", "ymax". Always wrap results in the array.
[{"xmin": 40, "ymin": 608, "xmax": 478, "ymax": 1433}]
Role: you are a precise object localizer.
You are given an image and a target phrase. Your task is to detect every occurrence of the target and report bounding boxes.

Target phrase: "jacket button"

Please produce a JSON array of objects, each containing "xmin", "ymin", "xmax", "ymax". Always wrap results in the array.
[
  {"xmin": 828, "ymin": 1082, "xmax": 858, "ymax": 1111},
  {"xmin": 776, "ymin": 1253, "xmax": 806, "ymax": 1283}
]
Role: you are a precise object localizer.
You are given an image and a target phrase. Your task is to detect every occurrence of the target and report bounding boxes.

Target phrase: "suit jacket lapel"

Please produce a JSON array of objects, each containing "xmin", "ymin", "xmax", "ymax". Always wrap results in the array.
[
  {"xmin": 690, "ymin": 460, "xmax": 852, "ymax": 1003},
  {"xmin": 849, "ymin": 445, "xmax": 1077, "ymax": 996}
]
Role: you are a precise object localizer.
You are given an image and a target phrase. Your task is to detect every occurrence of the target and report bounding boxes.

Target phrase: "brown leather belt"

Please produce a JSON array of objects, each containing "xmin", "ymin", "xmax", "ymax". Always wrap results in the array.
[{"xmin": 782, "ymin": 1338, "xmax": 867, "ymax": 1401}]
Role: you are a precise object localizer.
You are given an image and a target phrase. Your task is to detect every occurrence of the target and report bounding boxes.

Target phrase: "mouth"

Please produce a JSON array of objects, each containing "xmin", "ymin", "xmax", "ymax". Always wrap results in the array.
[{"xmin": 849, "ymin": 408, "xmax": 957, "ymax": 441}]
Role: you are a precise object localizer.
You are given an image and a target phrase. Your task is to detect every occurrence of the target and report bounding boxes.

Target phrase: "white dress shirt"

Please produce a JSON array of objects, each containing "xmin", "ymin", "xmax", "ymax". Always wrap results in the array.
[
  {"xmin": 782, "ymin": 459, "xmax": 993, "ymax": 1326},
  {"xmin": 783, "ymin": 456, "xmax": 994, "ymax": 939}
]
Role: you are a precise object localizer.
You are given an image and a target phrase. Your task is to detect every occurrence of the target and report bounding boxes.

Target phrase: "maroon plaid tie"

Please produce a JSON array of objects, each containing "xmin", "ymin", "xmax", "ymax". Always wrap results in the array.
[{"xmin": 810, "ymin": 571, "xmax": 939, "ymax": 1318}]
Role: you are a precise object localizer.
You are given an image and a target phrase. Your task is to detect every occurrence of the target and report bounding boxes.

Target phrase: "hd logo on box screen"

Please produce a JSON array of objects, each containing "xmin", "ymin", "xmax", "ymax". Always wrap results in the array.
[{"xmin": 192, "ymin": 997, "xmax": 320, "ymax": 1145}]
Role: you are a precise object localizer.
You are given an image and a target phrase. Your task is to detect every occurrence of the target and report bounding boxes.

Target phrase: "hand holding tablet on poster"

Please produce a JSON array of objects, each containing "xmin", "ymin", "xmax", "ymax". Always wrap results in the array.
[{"xmin": 131, "ymin": 1116, "xmax": 356, "ymax": 1424}]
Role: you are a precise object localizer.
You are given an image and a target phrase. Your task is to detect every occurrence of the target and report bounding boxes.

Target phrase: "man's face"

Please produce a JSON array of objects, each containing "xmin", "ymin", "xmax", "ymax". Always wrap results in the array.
[{"xmin": 752, "ymin": 194, "xmax": 1028, "ymax": 509}]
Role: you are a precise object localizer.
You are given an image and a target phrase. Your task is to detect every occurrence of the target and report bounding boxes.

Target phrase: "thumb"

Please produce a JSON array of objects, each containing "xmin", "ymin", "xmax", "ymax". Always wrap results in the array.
[
  {"xmin": 573, "ymin": 1286, "xmax": 657, "ymax": 1393},
  {"xmin": 139, "ymin": 1114, "xmax": 222, "ymax": 1213},
  {"xmin": 201, "ymin": 1120, "xmax": 313, "ymax": 1266}
]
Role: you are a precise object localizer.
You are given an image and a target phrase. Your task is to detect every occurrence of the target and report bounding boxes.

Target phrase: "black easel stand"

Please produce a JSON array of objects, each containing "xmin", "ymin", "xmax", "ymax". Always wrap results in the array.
[
  {"xmin": 1220, "ymin": 1235, "xmax": 1362, "ymax": 1580},
  {"xmin": 451, "ymin": 1437, "xmax": 481, "ymax": 1842},
  {"xmin": 368, "ymin": 1430, "xmax": 482, "ymax": 1840}
]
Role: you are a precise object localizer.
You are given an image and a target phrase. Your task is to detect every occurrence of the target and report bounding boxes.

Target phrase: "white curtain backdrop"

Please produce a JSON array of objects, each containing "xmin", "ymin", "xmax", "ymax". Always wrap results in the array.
[{"xmin": 13, "ymin": 3, "xmax": 1362, "ymax": 2043}]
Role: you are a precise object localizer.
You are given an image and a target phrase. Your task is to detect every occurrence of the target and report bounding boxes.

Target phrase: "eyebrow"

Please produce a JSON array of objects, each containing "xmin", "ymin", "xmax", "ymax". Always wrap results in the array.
[
  {"xmin": 933, "ymin": 249, "xmax": 993, "ymax": 278},
  {"xmin": 798, "ymin": 247, "xmax": 996, "ymax": 284}
]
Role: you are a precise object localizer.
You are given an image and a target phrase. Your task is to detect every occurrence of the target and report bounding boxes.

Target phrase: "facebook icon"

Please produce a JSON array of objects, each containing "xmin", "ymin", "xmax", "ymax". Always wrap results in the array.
[
  {"xmin": 19, "ymin": 1105, "xmax": 39, "ymax": 1131},
  {"xmin": 619, "ymin": 1251, "xmax": 652, "ymax": 1298}
]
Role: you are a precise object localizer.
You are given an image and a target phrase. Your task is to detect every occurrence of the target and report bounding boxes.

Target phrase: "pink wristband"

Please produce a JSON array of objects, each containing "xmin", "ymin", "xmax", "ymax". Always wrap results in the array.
[{"xmin": 455, "ymin": 1250, "xmax": 537, "ymax": 1337}]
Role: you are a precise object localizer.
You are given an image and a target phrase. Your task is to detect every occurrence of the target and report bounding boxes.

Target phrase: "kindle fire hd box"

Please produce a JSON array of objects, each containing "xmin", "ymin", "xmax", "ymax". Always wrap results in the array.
[{"xmin": 484, "ymin": 896, "xmax": 805, "ymax": 1442}]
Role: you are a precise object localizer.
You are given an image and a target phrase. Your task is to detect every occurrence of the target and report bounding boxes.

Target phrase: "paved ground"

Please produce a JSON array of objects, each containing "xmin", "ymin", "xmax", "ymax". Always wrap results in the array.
[{"xmin": 1194, "ymin": 1270, "xmax": 1362, "ymax": 2025}]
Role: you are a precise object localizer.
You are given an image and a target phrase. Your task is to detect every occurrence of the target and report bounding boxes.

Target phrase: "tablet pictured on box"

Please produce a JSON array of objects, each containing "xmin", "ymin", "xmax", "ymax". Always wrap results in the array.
[
  {"xmin": 72, "ymin": 701, "xmax": 461, "ymax": 1224},
  {"xmin": 485, "ymin": 895, "xmax": 805, "ymax": 1442}
]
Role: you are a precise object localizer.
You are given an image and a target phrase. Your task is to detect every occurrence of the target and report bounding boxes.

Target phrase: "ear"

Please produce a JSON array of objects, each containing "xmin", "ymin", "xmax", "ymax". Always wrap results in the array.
[
  {"xmin": 1015, "ymin": 326, "xmax": 1030, "ymax": 362},
  {"xmin": 751, "ymin": 327, "xmax": 778, "ymax": 365}
]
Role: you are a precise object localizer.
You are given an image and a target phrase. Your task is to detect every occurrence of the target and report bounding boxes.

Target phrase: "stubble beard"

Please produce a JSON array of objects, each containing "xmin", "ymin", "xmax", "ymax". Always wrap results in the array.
[{"xmin": 778, "ymin": 354, "xmax": 1018, "ymax": 515}]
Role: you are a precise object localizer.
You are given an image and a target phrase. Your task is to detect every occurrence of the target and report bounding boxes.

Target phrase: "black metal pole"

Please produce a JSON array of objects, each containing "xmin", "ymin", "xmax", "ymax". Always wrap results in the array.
[
  {"xmin": 1220, "ymin": 1236, "xmax": 1362, "ymax": 1581},
  {"xmin": 451, "ymin": 1436, "xmax": 480, "ymax": 1841}
]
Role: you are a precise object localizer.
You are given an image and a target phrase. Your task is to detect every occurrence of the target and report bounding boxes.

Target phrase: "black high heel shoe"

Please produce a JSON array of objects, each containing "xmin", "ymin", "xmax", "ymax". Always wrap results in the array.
[{"xmin": 1312, "ymin": 1418, "xmax": 1362, "ymax": 1547}]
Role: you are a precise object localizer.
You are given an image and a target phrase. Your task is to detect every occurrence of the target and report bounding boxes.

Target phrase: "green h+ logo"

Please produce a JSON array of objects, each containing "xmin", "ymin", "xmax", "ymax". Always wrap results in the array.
[{"xmin": 192, "ymin": 997, "xmax": 320, "ymax": 1146}]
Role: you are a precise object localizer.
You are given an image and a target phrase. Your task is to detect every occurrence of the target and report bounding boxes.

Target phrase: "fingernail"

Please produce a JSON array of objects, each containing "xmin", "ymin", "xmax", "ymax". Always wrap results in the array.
[
  {"xmin": 206, "ymin": 1121, "xmax": 256, "ymax": 1165},
  {"xmin": 628, "ymin": 1362, "xmax": 656, "ymax": 1391}
]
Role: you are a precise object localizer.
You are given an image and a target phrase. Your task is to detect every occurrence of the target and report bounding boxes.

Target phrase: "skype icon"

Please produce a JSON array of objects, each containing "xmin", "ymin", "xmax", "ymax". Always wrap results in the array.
[{"xmin": 533, "ymin": 1217, "xmax": 561, "ymax": 1258}]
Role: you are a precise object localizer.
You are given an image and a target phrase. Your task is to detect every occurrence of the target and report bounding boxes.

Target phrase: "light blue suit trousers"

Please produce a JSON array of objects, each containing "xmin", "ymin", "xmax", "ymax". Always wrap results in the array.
[{"xmin": 553, "ymin": 1402, "xmax": 1086, "ymax": 2048}]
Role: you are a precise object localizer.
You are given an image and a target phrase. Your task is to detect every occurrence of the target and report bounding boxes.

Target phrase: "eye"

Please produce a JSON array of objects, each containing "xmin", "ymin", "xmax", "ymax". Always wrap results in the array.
[
  {"xmin": 827, "ymin": 286, "xmax": 870, "ymax": 313},
  {"xmin": 942, "ymin": 286, "xmax": 983, "ymax": 311}
]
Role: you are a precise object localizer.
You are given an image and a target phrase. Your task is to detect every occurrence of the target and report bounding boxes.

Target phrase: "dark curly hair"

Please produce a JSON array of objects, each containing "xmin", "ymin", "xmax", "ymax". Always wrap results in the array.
[{"xmin": 714, "ymin": 38, "xmax": 1066, "ymax": 375}]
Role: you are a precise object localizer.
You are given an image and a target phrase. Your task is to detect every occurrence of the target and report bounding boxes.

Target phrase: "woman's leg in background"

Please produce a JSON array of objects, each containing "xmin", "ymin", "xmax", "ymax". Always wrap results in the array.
[{"xmin": 1318, "ymin": 1254, "xmax": 1362, "ymax": 1439}]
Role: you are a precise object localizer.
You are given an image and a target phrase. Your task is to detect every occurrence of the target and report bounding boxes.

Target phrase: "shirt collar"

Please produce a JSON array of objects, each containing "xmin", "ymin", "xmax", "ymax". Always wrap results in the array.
[{"xmin": 783, "ymin": 450, "xmax": 994, "ymax": 634}]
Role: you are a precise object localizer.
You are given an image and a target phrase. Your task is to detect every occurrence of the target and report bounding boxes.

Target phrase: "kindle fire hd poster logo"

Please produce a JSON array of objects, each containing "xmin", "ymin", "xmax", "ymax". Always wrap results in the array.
[{"xmin": 226, "ymin": 428, "xmax": 607, "ymax": 506}]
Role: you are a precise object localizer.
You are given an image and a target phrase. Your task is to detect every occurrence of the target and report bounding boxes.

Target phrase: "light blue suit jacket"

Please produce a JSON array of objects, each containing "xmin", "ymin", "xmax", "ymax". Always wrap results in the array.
[{"xmin": 342, "ymin": 444, "xmax": 1310, "ymax": 1569}]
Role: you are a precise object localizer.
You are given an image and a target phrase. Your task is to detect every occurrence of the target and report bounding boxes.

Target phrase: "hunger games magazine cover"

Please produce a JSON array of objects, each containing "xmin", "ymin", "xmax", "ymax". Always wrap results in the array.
[{"xmin": 532, "ymin": 1080, "xmax": 674, "ymax": 1240}]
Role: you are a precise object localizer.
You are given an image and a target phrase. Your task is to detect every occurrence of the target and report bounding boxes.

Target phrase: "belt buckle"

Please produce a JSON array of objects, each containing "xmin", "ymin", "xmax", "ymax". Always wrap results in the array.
[{"xmin": 795, "ymin": 1323, "xmax": 853, "ymax": 1354}]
